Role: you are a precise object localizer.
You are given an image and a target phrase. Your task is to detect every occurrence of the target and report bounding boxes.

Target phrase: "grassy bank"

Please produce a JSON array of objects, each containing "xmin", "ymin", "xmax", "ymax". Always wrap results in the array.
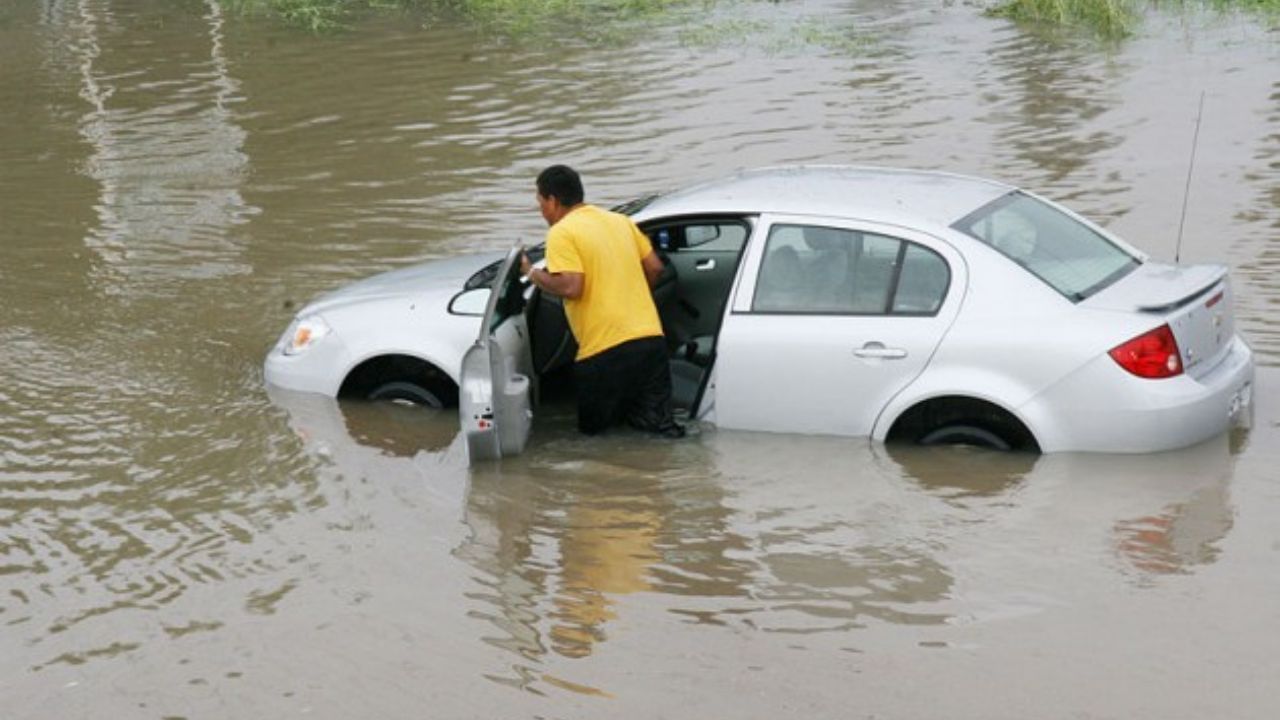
[
  {"xmin": 221, "ymin": 0, "xmax": 350, "ymax": 31},
  {"xmin": 226, "ymin": 0, "xmax": 1280, "ymax": 35},
  {"xmin": 221, "ymin": 0, "xmax": 691, "ymax": 32},
  {"xmin": 988, "ymin": 0, "xmax": 1137, "ymax": 39},
  {"xmin": 990, "ymin": 0, "xmax": 1280, "ymax": 39}
]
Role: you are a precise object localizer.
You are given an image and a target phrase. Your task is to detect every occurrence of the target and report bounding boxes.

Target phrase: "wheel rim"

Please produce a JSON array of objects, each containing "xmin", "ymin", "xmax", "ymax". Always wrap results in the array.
[
  {"xmin": 919, "ymin": 424, "xmax": 1011, "ymax": 451},
  {"xmin": 367, "ymin": 381, "xmax": 443, "ymax": 409}
]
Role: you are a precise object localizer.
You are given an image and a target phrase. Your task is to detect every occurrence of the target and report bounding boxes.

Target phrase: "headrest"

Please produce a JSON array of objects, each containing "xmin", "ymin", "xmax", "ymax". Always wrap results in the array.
[{"xmin": 802, "ymin": 226, "xmax": 846, "ymax": 251}]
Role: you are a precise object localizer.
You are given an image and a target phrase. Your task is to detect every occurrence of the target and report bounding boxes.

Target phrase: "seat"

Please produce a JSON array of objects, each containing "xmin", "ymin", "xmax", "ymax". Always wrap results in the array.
[
  {"xmin": 755, "ymin": 245, "xmax": 806, "ymax": 311},
  {"xmin": 801, "ymin": 227, "xmax": 855, "ymax": 311}
]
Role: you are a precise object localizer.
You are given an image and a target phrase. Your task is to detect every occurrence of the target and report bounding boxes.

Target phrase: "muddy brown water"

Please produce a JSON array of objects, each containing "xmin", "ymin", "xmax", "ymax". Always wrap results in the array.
[{"xmin": 2, "ymin": 1, "xmax": 1279, "ymax": 718}]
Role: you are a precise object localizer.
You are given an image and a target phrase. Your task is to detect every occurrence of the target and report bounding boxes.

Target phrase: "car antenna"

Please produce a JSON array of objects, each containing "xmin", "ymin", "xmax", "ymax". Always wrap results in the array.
[{"xmin": 1174, "ymin": 91, "xmax": 1206, "ymax": 264}]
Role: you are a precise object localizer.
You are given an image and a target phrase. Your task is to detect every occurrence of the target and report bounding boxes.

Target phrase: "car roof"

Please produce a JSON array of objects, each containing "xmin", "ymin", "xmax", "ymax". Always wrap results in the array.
[{"xmin": 632, "ymin": 165, "xmax": 1014, "ymax": 230}]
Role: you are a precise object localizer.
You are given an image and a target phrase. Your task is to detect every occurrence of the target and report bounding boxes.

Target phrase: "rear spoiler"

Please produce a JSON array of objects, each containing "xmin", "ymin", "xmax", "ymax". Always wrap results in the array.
[
  {"xmin": 1083, "ymin": 262, "xmax": 1228, "ymax": 314},
  {"xmin": 1135, "ymin": 266, "xmax": 1227, "ymax": 313}
]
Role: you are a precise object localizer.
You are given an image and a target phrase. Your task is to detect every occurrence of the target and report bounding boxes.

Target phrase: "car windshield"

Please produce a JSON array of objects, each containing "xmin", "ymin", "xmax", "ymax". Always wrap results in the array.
[{"xmin": 953, "ymin": 191, "xmax": 1140, "ymax": 302}]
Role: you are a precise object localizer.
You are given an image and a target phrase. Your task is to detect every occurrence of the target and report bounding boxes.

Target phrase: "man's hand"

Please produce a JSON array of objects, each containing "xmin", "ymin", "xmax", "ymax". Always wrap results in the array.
[{"xmin": 519, "ymin": 251, "xmax": 533, "ymax": 278}]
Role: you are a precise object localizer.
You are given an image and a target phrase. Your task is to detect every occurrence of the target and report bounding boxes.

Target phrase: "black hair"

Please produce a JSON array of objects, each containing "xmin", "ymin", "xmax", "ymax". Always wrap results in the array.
[{"xmin": 536, "ymin": 165, "xmax": 584, "ymax": 207}]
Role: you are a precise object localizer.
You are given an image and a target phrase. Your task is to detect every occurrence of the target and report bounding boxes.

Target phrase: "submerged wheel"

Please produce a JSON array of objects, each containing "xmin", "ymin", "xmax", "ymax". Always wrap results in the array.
[
  {"xmin": 367, "ymin": 380, "xmax": 444, "ymax": 409},
  {"xmin": 919, "ymin": 424, "xmax": 1011, "ymax": 451}
]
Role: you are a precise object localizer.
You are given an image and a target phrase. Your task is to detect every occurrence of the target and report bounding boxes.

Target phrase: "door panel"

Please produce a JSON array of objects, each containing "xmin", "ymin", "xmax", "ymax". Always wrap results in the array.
[
  {"xmin": 649, "ymin": 220, "xmax": 749, "ymax": 342},
  {"xmin": 460, "ymin": 241, "xmax": 533, "ymax": 462},
  {"xmin": 715, "ymin": 215, "xmax": 964, "ymax": 437}
]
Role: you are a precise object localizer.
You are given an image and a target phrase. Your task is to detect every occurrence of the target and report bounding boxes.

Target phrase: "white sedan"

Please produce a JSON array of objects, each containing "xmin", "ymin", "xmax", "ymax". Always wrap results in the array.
[{"xmin": 264, "ymin": 166, "xmax": 1254, "ymax": 460}]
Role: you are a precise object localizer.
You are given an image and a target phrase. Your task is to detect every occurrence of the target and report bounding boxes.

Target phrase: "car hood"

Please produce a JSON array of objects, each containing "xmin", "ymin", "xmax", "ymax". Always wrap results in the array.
[
  {"xmin": 302, "ymin": 252, "xmax": 503, "ymax": 315},
  {"xmin": 1084, "ymin": 262, "xmax": 1227, "ymax": 312}
]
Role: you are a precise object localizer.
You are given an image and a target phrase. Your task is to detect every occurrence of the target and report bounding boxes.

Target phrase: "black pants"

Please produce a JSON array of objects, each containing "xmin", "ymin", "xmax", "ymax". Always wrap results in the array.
[{"xmin": 573, "ymin": 336, "xmax": 683, "ymax": 437}]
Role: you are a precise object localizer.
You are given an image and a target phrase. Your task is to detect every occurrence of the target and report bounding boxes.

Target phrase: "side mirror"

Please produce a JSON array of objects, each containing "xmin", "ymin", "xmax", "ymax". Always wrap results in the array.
[
  {"xmin": 686, "ymin": 225, "xmax": 722, "ymax": 245},
  {"xmin": 448, "ymin": 287, "xmax": 490, "ymax": 316}
]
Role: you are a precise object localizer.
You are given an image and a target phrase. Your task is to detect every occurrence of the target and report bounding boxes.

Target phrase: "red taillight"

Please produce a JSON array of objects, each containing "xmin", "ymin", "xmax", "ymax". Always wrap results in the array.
[{"xmin": 1109, "ymin": 324, "xmax": 1183, "ymax": 379}]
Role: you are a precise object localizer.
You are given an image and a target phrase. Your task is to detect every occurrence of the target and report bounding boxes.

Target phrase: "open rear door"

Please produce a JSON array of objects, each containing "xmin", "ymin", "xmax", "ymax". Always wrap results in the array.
[{"xmin": 460, "ymin": 240, "xmax": 533, "ymax": 463}]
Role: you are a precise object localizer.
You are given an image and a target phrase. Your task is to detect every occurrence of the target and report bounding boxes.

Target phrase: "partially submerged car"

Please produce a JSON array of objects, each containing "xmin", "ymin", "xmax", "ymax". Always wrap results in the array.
[{"xmin": 264, "ymin": 166, "xmax": 1254, "ymax": 459}]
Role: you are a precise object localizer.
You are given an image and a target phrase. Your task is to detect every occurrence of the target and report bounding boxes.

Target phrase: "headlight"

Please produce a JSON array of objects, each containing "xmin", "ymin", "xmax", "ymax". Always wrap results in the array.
[{"xmin": 282, "ymin": 315, "xmax": 332, "ymax": 356}]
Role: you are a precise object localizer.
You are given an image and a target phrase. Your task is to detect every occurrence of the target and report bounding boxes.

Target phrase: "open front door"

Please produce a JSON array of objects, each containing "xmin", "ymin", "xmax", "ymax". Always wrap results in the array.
[{"xmin": 460, "ymin": 240, "xmax": 533, "ymax": 463}]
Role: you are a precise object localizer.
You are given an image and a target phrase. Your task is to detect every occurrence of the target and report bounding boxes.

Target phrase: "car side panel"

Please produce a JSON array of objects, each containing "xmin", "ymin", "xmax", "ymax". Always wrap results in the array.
[
  {"xmin": 716, "ymin": 215, "xmax": 967, "ymax": 437},
  {"xmin": 263, "ymin": 320, "xmax": 357, "ymax": 396},
  {"xmin": 717, "ymin": 314, "xmax": 958, "ymax": 436},
  {"xmin": 872, "ymin": 244, "xmax": 1250, "ymax": 452},
  {"xmin": 868, "ymin": 239, "xmax": 1121, "ymax": 444},
  {"xmin": 264, "ymin": 285, "xmax": 483, "ymax": 397},
  {"xmin": 325, "ymin": 290, "xmax": 480, "ymax": 388},
  {"xmin": 1018, "ymin": 334, "xmax": 1253, "ymax": 453}
]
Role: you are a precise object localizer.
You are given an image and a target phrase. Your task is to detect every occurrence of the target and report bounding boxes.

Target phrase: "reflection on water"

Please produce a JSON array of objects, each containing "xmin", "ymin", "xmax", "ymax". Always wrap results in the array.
[
  {"xmin": 261, "ymin": 395, "xmax": 1246, "ymax": 699},
  {"xmin": 886, "ymin": 443, "xmax": 1037, "ymax": 500},
  {"xmin": 1233, "ymin": 76, "xmax": 1280, "ymax": 365},
  {"xmin": 68, "ymin": 0, "xmax": 256, "ymax": 284},
  {"xmin": 456, "ymin": 440, "xmax": 717, "ymax": 694},
  {"xmin": 1, "ymin": 0, "xmax": 1278, "ymax": 715},
  {"xmin": 1020, "ymin": 440, "xmax": 1236, "ymax": 584},
  {"xmin": 1104, "ymin": 443, "xmax": 1236, "ymax": 580},
  {"xmin": 982, "ymin": 31, "xmax": 1126, "ymax": 204},
  {"xmin": 1113, "ymin": 482, "xmax": 1232, "ymax": 576},
  {"xmin": 339, "ymin": 400, "xmax": 460, "ymax": 457}
]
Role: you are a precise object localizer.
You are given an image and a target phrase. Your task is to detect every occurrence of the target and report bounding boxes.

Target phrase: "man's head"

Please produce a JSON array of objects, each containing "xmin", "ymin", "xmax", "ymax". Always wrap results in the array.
[{"xmin": 536, "ymin": 164, "xmax": 584, "ymax": 226}]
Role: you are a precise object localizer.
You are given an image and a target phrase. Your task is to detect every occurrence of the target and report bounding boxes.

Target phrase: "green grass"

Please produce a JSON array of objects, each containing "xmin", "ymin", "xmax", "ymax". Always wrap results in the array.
[
  {"xmin": 221, "ymin": 0, "xmax": 349, "ymax": 31},
  {"xmin": 1205, "ymin": 0, "xmax": 1280, "ymax": 10},
  {"xmin": 987, "ymin": 0, "xmax": 1137, "ymax": 39},
  {"xmin": 450, "ymin": 0, "xmax": 690, "ymax": 35},
  {"xmin": 677, "ymin": 17, "xmax": 878, "ymax": 54},
  {"xmin": 225, "ymin": 0, "xmax": 1280, "ymax": 35},
  {"xmin": 990, "ymin": 0, "xmax": 1280, "ymax": 39},
  {"xmin": 221, "ymin": 0, "xmax": 693, "ymax": 32}
]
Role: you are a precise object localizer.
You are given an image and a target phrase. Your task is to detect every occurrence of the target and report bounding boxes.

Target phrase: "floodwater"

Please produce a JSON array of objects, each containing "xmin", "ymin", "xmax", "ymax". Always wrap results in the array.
[{"xmin": 1, "ymin": 0, "xmax": 1279, "ymax": 717}]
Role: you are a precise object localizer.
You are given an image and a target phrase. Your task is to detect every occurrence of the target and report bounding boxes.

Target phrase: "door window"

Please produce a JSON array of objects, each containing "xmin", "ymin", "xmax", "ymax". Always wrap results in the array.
[
  {"xmin": 892, "ymin": 243, "xmax": 950, "ymax": 314},
  {"xmin": 752, "ymin": 224, "xmax": 949, "ymax": 315},
  {"xmin": 487, "ymin": 248, "xmax": 528, "ymax": 333}
]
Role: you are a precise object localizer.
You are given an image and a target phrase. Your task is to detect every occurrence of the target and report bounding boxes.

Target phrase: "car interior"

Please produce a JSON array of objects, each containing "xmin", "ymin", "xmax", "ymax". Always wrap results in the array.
[
  {"xmin": 516, "ymin": 215, "xmax": 952, "ymax": 416},
  {"xmin": 523, "ymin": 217, "xmax": 752, "ymax": 415}
]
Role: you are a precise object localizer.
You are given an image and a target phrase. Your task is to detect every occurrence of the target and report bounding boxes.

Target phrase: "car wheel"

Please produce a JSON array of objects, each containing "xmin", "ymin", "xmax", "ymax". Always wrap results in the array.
[
  {"xmin": 919, "ymin": 424, "xmax": 1011, "ymax": 451},
  {"xmin": 367, "ymin": 380, "xmax": 444, "ymax": 409}
]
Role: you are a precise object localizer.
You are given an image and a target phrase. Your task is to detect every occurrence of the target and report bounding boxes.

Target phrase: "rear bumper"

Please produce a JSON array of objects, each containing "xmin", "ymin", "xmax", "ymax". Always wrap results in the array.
[{"xmin": 1024, "ymin": 333, "xmax": 1254, "ymax": 453}]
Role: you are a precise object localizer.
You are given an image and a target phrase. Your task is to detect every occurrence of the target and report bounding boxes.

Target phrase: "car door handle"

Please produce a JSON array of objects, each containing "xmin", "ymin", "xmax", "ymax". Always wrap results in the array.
[
  {"xmin": 854, "ymin": 342, "xmax": 907, "ymax": 359},
  {"xmin": 695, "ymin": 259, "xmax": 717, "ymax": 271}
]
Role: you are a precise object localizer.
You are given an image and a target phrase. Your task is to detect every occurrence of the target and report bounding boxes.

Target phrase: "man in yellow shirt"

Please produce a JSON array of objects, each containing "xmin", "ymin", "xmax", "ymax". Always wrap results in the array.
[{"xmin": 521, "ymin": 165, "xmax": 684, "ymax": 438}]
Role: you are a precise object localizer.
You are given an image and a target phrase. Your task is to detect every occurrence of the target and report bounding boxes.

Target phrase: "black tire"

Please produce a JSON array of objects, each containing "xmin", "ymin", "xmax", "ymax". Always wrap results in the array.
[
  {"xmin": 367, "ymin": 380, "xmax": 444, "ymax": 409},
  {"xmin": 919, "ymin": 424, "xmax": 1011, "ymax": 451}
]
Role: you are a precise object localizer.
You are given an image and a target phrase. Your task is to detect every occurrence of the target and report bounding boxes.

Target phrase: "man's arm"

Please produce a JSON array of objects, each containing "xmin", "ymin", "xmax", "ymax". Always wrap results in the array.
[
  {"xmin": 533, "ymin": 268, "xmax": 584, "ymax": 299},
  {"xmin": 641, "ymin": 251, "xmax": 664, "ymax": 288},
  {"xmin": 522, "ymin": 253, "xmax": 584, "ymax": 299}
]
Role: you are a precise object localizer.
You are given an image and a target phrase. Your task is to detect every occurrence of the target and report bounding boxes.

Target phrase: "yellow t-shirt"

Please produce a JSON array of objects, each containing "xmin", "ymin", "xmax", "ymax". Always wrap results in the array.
[{"xmin": 545, "ymin": 204, "xmax": 663, "ymax": 360}]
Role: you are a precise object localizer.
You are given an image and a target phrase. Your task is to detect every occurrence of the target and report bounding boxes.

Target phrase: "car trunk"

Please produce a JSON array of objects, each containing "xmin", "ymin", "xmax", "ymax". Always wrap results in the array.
[{"xmin": 1084, "ymin": 262, "xmax": 1235, "ymax": 379}]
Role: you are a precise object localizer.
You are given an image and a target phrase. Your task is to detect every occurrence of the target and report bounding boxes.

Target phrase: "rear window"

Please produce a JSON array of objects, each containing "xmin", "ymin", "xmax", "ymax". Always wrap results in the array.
[{"xmin": 953, "ymin": 192, "xmax": 1139, "ymax": 302}]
